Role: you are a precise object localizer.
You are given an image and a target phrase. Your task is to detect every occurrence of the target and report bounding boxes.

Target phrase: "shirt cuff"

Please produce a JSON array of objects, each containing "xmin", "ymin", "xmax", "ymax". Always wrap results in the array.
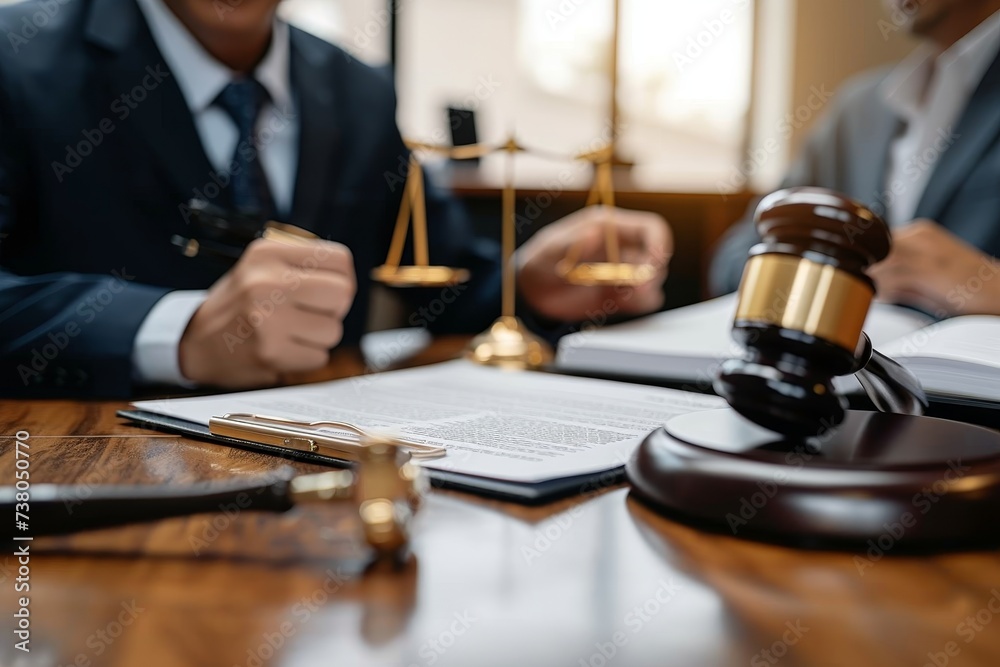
[{"xmin": 131, "ymin": 290, "xmax": 208, "ymax": 386}]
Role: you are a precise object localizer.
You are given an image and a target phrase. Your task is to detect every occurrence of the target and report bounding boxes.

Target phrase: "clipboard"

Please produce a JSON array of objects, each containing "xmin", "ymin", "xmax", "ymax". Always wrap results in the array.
[{"xmin": 117, "ymin": 409, "xmax": 624, "ymax": 505}]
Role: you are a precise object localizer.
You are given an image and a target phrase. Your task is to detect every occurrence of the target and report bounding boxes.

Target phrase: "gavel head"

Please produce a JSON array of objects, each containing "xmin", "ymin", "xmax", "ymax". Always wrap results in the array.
[
  {"xmin": 287, "ymin": 436, "xmax": 425, "ymax": 561},
  {"xmin": 713, "ymin": 187, "xmax": 891, "ymax": 438},
  {"xmin": 354, "ymin": 437, "xmax": 425, "ymax": 558}
]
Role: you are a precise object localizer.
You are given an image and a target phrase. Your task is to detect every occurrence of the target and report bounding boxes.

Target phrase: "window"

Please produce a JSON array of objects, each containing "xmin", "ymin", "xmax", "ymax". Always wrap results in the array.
[
  {"xmin": 286, "ymin": 1, "xmax": 759, "ymax": 190},
  {"xmin": 389, "ymin": 0, "xmax": 755, "ymax": 189},
  {"xmin": 279, "ymin": 0, "xmax": 389, "ymax": 63}
]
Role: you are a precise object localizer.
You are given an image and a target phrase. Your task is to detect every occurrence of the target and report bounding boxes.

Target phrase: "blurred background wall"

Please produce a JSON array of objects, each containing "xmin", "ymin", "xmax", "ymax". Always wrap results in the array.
[{"xmin": 787, "ymin": 0, "xmax": 916, "ymax": 153}]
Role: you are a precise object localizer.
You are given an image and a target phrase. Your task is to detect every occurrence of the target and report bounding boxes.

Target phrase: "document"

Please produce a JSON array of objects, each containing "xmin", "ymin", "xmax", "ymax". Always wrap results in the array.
[{"xmin": 132, "ymin": 361, "xmax": 725, "ymax": 484}]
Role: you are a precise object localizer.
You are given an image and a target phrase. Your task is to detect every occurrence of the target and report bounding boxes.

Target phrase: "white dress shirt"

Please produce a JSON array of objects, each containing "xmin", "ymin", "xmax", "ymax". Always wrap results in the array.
[
  {"xmin": 881, "ymin": 10, "xmax": 1000, "ymax": 227},
  {"xmin": 131, "ymin": 0, "xmax": 301, "ymax": 386}
]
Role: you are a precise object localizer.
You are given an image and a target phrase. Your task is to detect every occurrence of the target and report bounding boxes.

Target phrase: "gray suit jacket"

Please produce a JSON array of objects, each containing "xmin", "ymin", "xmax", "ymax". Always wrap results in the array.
[{"xmin": 709, "ymin": 51, "xmax": 1000, "ymax": 296}]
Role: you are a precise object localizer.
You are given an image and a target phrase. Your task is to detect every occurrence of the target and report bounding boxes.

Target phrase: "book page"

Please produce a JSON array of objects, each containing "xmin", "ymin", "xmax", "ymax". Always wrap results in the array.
[
  {"xmin": 879, "ymin": 316, "xmax": 1000, "ymax": 399},
  {"xmin": 559, "ymin": 296, "xmax": 741, "ymax": 359},
  {"xmin": 883, "ymin": 316, "xmax": 1000, "ymax": 367},
  {"xmin": 132, "ymin": 361, "xmax": 726, "ymax": 484}
]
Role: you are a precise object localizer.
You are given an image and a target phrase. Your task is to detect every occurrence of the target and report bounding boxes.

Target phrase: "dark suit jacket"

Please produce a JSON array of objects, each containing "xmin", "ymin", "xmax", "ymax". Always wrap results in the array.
[
  {"xmin": 0, "ymin": 0, "xmax": 501, "ymax": 398},
  {"xmin": 710, "ymin": 52, "xmax": 1000, "ymax": 296}
]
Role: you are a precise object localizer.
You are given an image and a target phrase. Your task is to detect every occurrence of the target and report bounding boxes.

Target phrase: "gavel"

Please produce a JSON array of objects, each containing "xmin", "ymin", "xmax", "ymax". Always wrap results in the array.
[
  {"xmin": 0, "ymin": 434, "xmax": 425, "ymax": 561},
  {"xmin": 626, "ymin": 188, "xmax": 1000, "ymax": 549},
  {"xmin": 713, "ymin": 187, "xmax": 928, "ymax": 438}
]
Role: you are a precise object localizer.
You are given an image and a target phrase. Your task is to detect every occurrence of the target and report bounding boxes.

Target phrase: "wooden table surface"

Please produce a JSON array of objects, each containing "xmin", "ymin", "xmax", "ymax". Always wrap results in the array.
[{"xmin": 1, "ymin": 339, "xmax": 999, "ymax": 667}]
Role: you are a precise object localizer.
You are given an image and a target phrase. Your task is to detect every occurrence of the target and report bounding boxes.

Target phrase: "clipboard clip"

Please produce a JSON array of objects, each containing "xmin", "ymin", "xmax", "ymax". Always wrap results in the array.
[
  {"xmin": 207, "ymin": 414, "xmax": 448, "ymax": 558},
  {"xmin": 208, "ymin": 413, "xmax": 447, "ymax": 461}
]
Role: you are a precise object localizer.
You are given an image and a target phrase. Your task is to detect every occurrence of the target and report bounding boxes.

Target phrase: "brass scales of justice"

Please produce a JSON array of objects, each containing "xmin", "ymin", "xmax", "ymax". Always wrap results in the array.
[
  {"xmin": 370, "ymin": 0, "xmax": 655, "ymax": 369},
  {"xmin": 370, "ymin": 136, "xmax": 659, "ymax": 370}
]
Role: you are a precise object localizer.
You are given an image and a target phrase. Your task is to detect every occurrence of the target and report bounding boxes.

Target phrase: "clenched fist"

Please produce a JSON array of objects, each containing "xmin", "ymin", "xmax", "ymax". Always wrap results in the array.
[{"xmin": 179, "ymin": 237, "xmax": 356, "ymax": 388}]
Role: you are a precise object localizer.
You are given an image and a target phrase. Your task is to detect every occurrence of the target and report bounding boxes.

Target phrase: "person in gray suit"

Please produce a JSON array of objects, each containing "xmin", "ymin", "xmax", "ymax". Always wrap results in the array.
[{"xmin": 711, "ymin": 0, "xmax": 1000, "ymax": 318}]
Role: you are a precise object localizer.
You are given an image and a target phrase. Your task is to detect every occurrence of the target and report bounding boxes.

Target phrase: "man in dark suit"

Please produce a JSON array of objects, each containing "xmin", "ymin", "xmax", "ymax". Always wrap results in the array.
[
  {"xmin": 711, "ymin": 0, "xmax": 1000, "ymax": 318},
  {"xmin": 0, "ymin": 0, "xmax": 670, "ymax": 397}
]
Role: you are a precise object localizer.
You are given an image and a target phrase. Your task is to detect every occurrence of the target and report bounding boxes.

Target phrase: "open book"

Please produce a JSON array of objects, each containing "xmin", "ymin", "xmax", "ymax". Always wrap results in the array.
[{"xmin": 556, "ymin": 295, "xmax": 1000, "ymax": 403}]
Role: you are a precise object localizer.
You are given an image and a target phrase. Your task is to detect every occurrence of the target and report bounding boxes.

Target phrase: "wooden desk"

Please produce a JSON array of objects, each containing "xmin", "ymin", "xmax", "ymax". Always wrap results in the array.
[{"xmin": 1, "ymin": 340, "xmax": 999, "ymax": 667}]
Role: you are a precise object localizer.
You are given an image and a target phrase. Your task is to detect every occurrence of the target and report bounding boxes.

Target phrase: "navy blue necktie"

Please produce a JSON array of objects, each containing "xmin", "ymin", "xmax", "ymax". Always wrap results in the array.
[{"xmin": 214, "ymin": 78, "xmax": 277, "ymax": 220}]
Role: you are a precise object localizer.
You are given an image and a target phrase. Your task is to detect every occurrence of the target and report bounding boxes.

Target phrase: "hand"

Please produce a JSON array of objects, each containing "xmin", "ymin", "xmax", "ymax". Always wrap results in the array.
[
  {"xmin": 868, "ymin": 219, "xmax": 1000, "ymax": 317},
  {"xmin": 179, "ymin": 237, "xmax": 357, "ymax": 388},
  {"xmin": 516, "ymin": 206, "xmax": 672, "ymax": 322}
]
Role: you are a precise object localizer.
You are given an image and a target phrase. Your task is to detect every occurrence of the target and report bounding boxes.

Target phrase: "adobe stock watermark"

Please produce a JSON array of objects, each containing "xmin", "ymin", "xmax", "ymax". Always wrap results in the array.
[
  {"xmin": 750, "ymin": 620, "xmax": 809, "ymax": 666},
  {"xmin": 675, "ymin": 289, "xmax": 791, "ymax": 396},
  {"xmin": 188, "ymin": 476, "xmax": 283, "ymax": 555},
  {"xmin": 16, "ymin": 268, "xmax": 136, "ymax": 386},
  {"xmin": 521, "ymin": 460, "xmax": 634, "ymax": 565},
  {"xmin": 406, "ymin": 610, "xmax": 478, "ymax": 667},
  {"xmin": 854, "ymin": 459, "xmax": 971, "ymax": 575},
  {"xmin": 220, "ymin": 241, "xmax": 340, "ymax": 353},
  {"xmin": 878, "ymin": 0, "xmax": 928, "ymax": 39},
  {"xmin": 577, "ymin": 578, "xmax": 683, "ymax": 667},
  {"xmin": 556, "ymin": 246, "xmax": 670, "ymax": 350},
  {"xmin": 50, "ymin": 66, "xmax": 171, "ymax": 182},
  {"xmin": 0, "ymin": 555, "xmax": 15, "ymax": 587},
  {"xmin": 180, "ymin": 105, "xmax": 296, "ymax": 217},
  {"xmin": 871, "ymin": 126, "xmax": 958, "ymax": 216},
  {"xmin": 723, "ymin": 437, "xmax": 831, "ymax": 535},
  {"xmin": 406, "ymin": 283, "xmax": 471, "ymax": 329},
  {"xmin": 718, "ymin": 84, "xmax": 834, "ymax": 197},
  {"xmin": 921, "ymin": 589, "xmax": 1000, "ymax": 667},
  {"xmin": 348, "ymin": 282, "xmax": 471, "ymax": 394},
  {"xmin": 513, "ymin": 121, "xmax": 625, "ymax": 236},
  {"xmin": 352, "ymin": 0, "xmax": 414, "ymax": 51},
  {"xmin": 5, "ymin": 0, "xmax": 71, "ymax": 54},
  {"xmin": 841, "ymin": 123, "xmax": 955, "ymax": 254},
  {"xmin": 55, "ymin": 600, "xmax": 145, "ymax": 667},
  {"xmin": 189, "ymin": 510, "xmax": 244, "ymax": 556},
  {"xmin": 235, "ymin": 567, "xmax": 350, "ymax": 667},
  {"xmin": 672, "ymin": 0, "xmax": 752, "ymax": 72},
  {"xmin": 520, "ymin": 504, "xmax": 586, "ymax": 565},
  {"xmin": 947, "ymin": 254, "xmax": 1000, "ymax": 312},
  {"xmin": 364, "ymin": 329, "xmax": 430, "ymax": 376},
  {"xmin": 61, "ymin": 466, "xmax": 115, "ymax": 519},
  {"xmin": 213, "ymin": 0, "xmax": 253, "ymax": 21},
  {"xmin": 544, "ymin": 0, "xmax": 590, "ymax": 31},
  {"xmin": 383, "ymin": 75, "xmax": 503, "ymax": 194}
]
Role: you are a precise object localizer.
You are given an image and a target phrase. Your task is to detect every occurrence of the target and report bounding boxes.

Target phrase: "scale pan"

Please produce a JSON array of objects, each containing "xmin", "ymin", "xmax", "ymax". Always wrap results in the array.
[
  {"xmin": 559, "ymin": 262, "xmax": 657, "ymax": 287},
  {"xmin": 371, "ymin": 265, "xmax": 471, "ymax": 288}
]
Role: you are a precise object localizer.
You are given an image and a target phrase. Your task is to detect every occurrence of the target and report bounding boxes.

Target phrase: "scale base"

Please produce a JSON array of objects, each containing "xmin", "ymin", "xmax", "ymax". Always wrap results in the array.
[
  {"xmin": 464, "ymin": 316, "xmax": 554, "ymax": 370},
  {"xmin": 626, "ymin": 408, "xmax": 1000, "ymax": 550}
]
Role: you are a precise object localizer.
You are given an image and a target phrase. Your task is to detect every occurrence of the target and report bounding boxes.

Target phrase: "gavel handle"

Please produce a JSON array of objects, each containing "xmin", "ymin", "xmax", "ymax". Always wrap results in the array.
[
  {"xmin": 856, "ymin": 345, "xmax": 929, "ymax": 417},
  {"xmin": 0, "ymin": 478, "xmax": 295, "ymax": 538}
]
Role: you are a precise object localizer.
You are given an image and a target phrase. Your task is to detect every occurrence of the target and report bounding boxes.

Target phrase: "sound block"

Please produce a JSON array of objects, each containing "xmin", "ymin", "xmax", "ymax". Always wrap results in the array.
[{"xmin": 626, "ymin": 409, "xmax": 1000, "ymax": 550}]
